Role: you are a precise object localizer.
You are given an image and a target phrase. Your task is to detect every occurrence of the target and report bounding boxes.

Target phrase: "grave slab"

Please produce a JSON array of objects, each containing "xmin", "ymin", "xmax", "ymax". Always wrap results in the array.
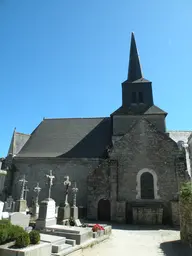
[
  {"xmin": 40, "ymin": 233, "xmax": 65, "ymax": 244},
  {"xmin": 9, "ymin": 212, "xmax": 30, "ymax": 229},
  {"xmin": 52, "ymin": 241, "xmax": 72, "ymax": 253}
]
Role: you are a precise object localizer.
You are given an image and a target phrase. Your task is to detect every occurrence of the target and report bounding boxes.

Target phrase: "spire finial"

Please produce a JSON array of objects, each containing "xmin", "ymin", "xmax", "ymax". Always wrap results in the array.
[{"xmin": 127, "ymin": 32, "xmax": 143, "ymax": 82}]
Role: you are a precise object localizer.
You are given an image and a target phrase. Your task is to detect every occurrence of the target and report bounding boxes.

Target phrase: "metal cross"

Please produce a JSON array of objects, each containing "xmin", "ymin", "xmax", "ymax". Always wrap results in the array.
[
  {"xmin": 19, "ymin": 175, "xmax": 28, "ymax": 200},
  {"xmin": 72, "ymin": 182, "xmax": 78, "ymax": 207},
  {"xmin": 34, "ymin": 182, "xmax": 41, "ymax": 203},
  {"xmin": 24, "ymin": 186, "xmax": 29, "ymax": 201},
  {"xmin": 46, "ymin": 170, "xmax": 55, "ymax": 199},
  {"xmin": 64, "ymin": 176, "xmax": 71, "ymax": 205}
]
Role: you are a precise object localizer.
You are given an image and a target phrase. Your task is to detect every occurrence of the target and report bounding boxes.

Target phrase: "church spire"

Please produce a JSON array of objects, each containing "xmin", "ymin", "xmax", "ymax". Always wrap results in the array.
[{"xmin": 127, "ymin": 32, "xmax": 143, "ymax": 82}]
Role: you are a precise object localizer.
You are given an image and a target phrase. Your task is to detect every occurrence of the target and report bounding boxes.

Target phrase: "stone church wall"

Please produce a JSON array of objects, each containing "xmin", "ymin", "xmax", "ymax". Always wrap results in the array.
[
  {"xmin": 110, "ymin": 119, "xmax": 188, "ymax": 223},
  {"xmin": 11, "ymin": 158, "xmax": 100, "ymax": 208}
]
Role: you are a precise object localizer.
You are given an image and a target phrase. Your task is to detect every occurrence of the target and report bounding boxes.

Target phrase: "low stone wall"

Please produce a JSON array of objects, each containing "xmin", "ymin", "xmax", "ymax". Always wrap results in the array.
[
  {"xmin": 132, "ymin": 206, "xmax": 163, "ymax": 225},
  {"xmin": 180, "ymin": 197, "xmax": 192, "ymax": 245}
]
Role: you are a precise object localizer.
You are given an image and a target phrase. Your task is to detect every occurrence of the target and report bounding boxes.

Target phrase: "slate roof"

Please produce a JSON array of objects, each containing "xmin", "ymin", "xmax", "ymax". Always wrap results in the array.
[
  {"xmin": 144, "ymin": 105, "xmax": 167, "ymax": 115},
  {"xmin": 8, "ymin": 129, "xmax": 30, "ymax": 156},
  {"xmin": 111, "ymin": 104, "xmax": 167, "ymax": 116},
  {"xmin": 16, "ymin": 118, "xmax": 112, "ymax": 158}
]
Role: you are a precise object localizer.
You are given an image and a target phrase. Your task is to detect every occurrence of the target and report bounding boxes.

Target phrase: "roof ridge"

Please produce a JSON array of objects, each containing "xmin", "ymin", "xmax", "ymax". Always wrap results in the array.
[
  {"xmin": 43, "ymin": 117, "xmax": 109, "ymax": 120},
  {"xmin": 168, "ymin": 130, "xmax": 192, "ymax": 132}
]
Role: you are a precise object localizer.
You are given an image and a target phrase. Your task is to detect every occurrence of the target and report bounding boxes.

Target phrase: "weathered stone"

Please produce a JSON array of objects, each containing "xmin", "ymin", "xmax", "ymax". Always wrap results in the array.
[
  {"xmin": 36, "ymin": 198, "xmax": 56, "ymax": 229},
  {"xmin": 15, "ymin": 199, "xmax": 27, "ymax": 213},
  {"xmin": 9, "ymin": 212, "xmax": 30, "ymax": 229}
]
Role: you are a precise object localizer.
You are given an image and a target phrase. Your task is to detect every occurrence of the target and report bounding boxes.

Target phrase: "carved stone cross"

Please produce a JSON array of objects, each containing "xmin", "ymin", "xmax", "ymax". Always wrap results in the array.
[
  {"xmin": 72, "ymin": 182, "xmax": 78, "ymax": 207},
  {"xmin": 64, "ymin": 176, "xmax": 71, "ymax": 205},
  {"xmin": 34, "ymin": 182, "xmax": 41, "ymax": 203},
  {"xmin": 46, "ymin": 170, "xmax": 55, "ymax": 199},
  {"xmin": 19, "ymin": 175, "xmax": 28, "ymax": 200},
  {"xmin": 24, "ymin": 186, "xmax": 29, "ymax": 201},
  {"xmin": 7, "ymin": 196, "xmax": 13, "ymax": 208}
]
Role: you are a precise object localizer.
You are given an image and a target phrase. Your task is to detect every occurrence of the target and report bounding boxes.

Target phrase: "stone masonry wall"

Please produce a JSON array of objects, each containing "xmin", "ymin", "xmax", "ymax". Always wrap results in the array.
[
  {"xmin": 87, "ymin": 160, "xmax": 110, "ymax": 220},
  {"xmin": 110, "ymin": 119, "xmax": 184, "ymax": 203},
  {"xmin": 10, "ymin": 158, "xmax": 100, "ymax": 208}
]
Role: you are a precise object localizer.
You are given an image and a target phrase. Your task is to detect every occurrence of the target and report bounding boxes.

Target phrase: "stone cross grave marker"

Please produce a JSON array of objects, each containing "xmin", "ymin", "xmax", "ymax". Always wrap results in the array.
[
  {"xmin": 46, "ymin": 170, "xmax": 55, "ymax": 199},
  {"xmin": 72, "ymin": 182, "xmax": 78, "ymax": 207},
  {"xmin": 4, "ymin": 196, "xmax": 15, "ymax": 212},
  {"xmin": 19, "ymin": 175, "xmax": 28, "ymax": 200},
  {"xmin": 64, "ymin": 176, "xmax": 71, "ymax": 205},
  {"xmin": 34, "ymin": 182, "xmax": 41, "ymax": 203},
  {"xmin": 24, "ymin": 186, "xmax": 29, "ymax": 201}
]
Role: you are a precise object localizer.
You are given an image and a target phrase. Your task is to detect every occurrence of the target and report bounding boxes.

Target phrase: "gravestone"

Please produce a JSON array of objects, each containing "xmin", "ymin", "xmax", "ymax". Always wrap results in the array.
[
  {"xmin": 0, "ymin": 201, "xmax": 4, "ymax": 220},
  {"xmin": 31, "ymin": 183, "xmax": 41, "ymax": 219},
  {"xmin": 4, "ymin": 196, "xmax": 15, "ymax": 213},
  {"xmin": 15, "ymin": 175, "xmax": 28, "ymax": 213},
  {"xmin": 36, "ymin": 198, "xmax": 56, "ymax": 229},
  {"xmin": 57, "ymin": 176, "xmax": 71, "ymax": 225},
  {"xmin": 36, "ymin": 170, "xmax": 56, "ymax": 229},
  {"xmin": 9, "ymin": 212, "xmax": 30, "ymax": 229},
  {"xmin": 75, "ymin": 219, "xmax": 82, "ymax": 227}
]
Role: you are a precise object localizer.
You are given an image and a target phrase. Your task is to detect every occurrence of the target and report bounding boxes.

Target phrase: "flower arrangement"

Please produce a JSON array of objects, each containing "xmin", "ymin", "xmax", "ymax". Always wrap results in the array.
[{"xmin": 92, "ymin": 224, "xmax": 104, "ymax": 232}]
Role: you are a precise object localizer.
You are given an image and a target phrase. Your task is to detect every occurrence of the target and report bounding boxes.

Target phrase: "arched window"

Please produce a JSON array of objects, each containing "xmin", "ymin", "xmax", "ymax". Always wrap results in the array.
[
  {"xmin": 136, "ymin": 168, "xmax": 160, "ymax": 200},
  {"xmin": 140, "ymin": 172, "xmax": 154, "ymax": 199}
]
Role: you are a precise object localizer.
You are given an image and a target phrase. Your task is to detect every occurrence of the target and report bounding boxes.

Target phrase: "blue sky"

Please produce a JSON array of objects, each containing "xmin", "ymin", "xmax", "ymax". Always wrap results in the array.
[{"xmin": 0, "ymin": 0, "xmax": 192, "ymax": 156}]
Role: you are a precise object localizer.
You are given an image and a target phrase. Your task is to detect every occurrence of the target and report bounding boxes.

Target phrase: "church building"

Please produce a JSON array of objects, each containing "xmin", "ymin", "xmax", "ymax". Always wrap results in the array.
[{"xmin": 3, "ymin": 33, "xmax": 190, "ymax": 225}]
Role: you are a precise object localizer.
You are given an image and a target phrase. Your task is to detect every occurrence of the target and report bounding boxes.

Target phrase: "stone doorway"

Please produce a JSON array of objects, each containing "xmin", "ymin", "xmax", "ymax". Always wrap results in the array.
[{"xmin": 98, "ymin": 199, "xmax": 110, "ymax": 221}]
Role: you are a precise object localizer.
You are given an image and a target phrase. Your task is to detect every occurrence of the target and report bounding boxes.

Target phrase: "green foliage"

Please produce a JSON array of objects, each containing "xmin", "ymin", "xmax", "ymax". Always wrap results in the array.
[
  {"xmin": 29, "ymin": 230, "xmax": 40, "ymax": 245},
  {"xmin": 0, "ymin": 229, "xmax": 8, "ymax": 245},
  {"xmin": 0, "ymin": 219, "xmax": 11, "ymax": 229},
  {"xmin": 7, "ymin": 225, "xmax": 24, "ymax": 242},
  {"xmin": 180, "ymin": 182, "xmax": 192, "ymax": 201},
  {"xmin": 15, "ymin": 231, "xmax": 30, "ymax": 248}
]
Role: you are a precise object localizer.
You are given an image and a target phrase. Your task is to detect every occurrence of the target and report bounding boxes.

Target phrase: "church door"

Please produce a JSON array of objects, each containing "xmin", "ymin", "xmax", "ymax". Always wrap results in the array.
[{"xmin": 98, "ymin": 199, "xmax": 111, "ymax": 221}]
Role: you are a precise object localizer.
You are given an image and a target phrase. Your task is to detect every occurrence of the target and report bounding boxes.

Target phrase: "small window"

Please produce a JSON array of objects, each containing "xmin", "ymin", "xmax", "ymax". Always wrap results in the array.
[
  {"xmin": 132, "ymin": 92, "xmax": 137, "ymax": 103},
  {"xmin": 138, "ymin": 92, "xmax": 144, "ymax": 103}
]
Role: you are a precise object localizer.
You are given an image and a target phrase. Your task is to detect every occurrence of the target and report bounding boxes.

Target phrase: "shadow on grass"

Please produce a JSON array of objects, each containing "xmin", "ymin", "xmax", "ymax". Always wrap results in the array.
[{"xmin": 160, "ymin": 240, "xmax": 192, "ymax": 256}]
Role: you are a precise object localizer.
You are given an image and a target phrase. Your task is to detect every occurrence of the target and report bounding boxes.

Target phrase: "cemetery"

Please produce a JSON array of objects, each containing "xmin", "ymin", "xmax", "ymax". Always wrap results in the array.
[{"xmin": 0, "ymin": 166, "xmax": 112, "ymax": 256}]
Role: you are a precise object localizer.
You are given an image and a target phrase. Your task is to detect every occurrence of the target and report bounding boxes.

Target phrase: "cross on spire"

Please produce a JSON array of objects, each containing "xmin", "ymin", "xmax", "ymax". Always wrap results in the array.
[{"xmin": 127, "ymin": 32, "xmax": 143, "ymax": 82}]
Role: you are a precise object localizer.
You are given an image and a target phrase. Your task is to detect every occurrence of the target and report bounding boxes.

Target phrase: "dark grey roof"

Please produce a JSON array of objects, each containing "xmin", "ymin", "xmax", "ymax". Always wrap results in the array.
[
  {"xmin": 8, "ymin": 129, "xmax": 30, "ymax": 156},
  {"xmin": 16, "ymin": 118, "xmax": 112, "ymax": 158},
  {"xmin": 111, "ymin": 104, "xmax": 150, "ymax": 115},
  {"xmin": 144, "ymin": 105, "xmax": 167, "ymax": 115}
]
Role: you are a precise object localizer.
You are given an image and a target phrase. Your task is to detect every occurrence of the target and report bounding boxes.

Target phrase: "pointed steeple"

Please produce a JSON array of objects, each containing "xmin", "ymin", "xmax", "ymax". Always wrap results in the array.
[{"xmin": 127, "ymin": 32, "xmax": 143, "ymax": 82}]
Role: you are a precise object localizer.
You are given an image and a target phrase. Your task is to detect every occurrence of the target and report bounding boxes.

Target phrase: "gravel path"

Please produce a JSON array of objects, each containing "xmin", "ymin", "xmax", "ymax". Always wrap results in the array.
[{"xmin": 81, "ymin": 226, "xmax": 192, "ymax": 256}]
